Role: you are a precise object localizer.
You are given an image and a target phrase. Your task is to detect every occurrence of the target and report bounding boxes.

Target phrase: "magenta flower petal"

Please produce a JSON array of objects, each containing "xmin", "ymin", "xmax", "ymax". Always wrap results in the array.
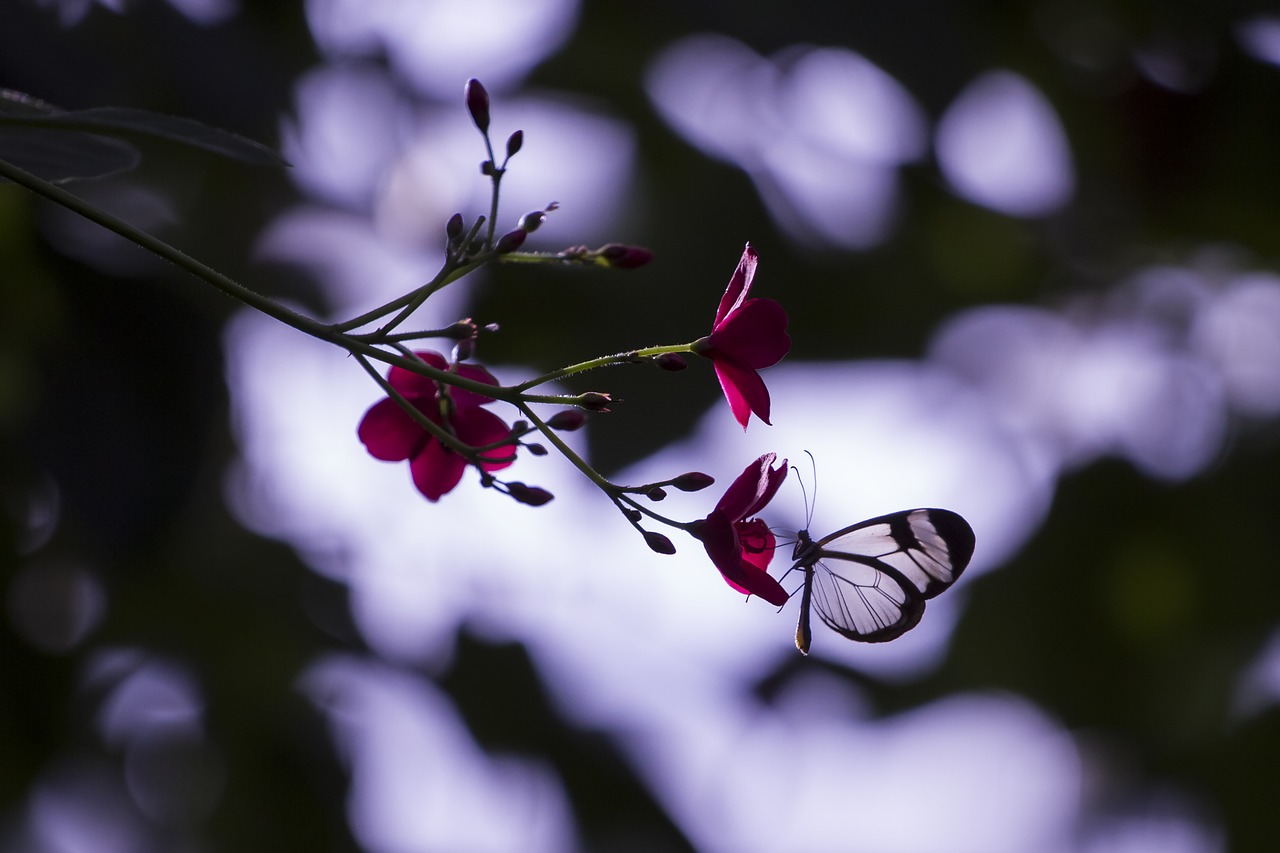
[
  {"xmin": 387, "ymin": 350, "xmax": 449, "ymax": 395},
  {"xmin": 715, "ymin": 453, "xmax": 787, "ymax": 521},
  {"xmin": 714, "ymin": 244, "xmax": 759, "ymax": 327},
  {"xmin": 357, "ymin": 397, "xmax": 428, "ymax": 461},
  {"xmin": 699, "ymin": 509, "xmax": 741, "ymax": 575},
  {"xmin": 699, "ymin": 454, "xmax": 789, "ymax": 603},
  {"xmin": 714, "ymin": 358, "xmax": 773, "ymax": 428},
  {"xmin": 735, "ymin": 564, "xmax": 789, "ymax": 606},
  {"xmin": 359, "ymin": 351, "xmax": 519, "ymax": 503},
  {"xmin": 697, "ymin": 246, "xmax": 789, "ymax": 429},
  {"xmin": 707, "ymin": 298, "xmax": 790, "ymax": 368},
  {"xmin": 410, "ymin": 438, "xmax": 467, "ymax": 502},
  {"xmin": 453, "ymin": 406, "xmax": 516, "ymax": 472},
  {"xmin": 450, "ymin": 362, "xmax": 501, "ymax": 410}
]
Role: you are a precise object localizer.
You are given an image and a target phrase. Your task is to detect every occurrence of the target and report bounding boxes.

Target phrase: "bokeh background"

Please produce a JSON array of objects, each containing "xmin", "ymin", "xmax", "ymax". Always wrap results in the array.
[{"xmin": 4, "ymin": 1, "xmax": 1280, "ymax": 850}]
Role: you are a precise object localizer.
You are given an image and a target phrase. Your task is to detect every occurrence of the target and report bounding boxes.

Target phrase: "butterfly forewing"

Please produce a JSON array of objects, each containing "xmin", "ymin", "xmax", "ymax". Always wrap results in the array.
[
  {"xmin": 793, "ymin": 508, "xmax": 975, "ymax": 649},
  {"xmin": 815, "ymin": 509, "xmax": 974, "ymax": 599}
]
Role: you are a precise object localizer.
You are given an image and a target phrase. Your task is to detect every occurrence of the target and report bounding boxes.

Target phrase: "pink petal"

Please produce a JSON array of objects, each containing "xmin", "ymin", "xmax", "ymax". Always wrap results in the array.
[
  {"xmin": 737, "ymin": 519, "xmax": 778, "ymax": 571},
  {"xmin": 713, "ymin": 244, "xmax": 758, "ymax": 328},
  {"xmin": 699, "ymin": 509, "xmax": 742, "ymax": 573},
  {"xmin": 453, "ymin": 406, "xmax": 516, "ymax": 472},
  {"xmin": 714, "ymin": 454, "xmax": 786, "ymax": 521},
  {"xmin": 714, "ymin": 359, "xmax": 772, "ymax": 428},
  {"xmin": 409, "ymin": 438, "xmax": 467, "ymax": 501},
  {"xmin": 387, "ymin": 350, "xmax": 449, "ymax": 395},
  {"xmin": 734, "ymin": 562, "xmax": 789, "ymax": 606},
  {"xmin": 358, "ymin": 397, "xmax": 428, "ymax": 461},
  {"xmin": 707, "ymin": 299, "xmax": 790, "ymax": 368},
  {"xmin": 450, "ymin": 362, "xmax": 501, "ymax": 410}
]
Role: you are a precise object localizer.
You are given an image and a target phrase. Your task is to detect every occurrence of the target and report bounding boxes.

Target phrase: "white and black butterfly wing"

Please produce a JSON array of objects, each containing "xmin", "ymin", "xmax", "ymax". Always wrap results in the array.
[
  {"xmin": 807, "ymin": 555, "xmax": 927, "ymax": 643},
  {"xmin": 797, "ymin": 508, "xmax": 975, "ymax": 648}
]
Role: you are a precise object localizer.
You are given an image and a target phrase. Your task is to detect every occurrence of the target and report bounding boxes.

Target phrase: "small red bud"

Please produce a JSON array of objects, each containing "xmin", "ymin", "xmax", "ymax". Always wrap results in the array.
[
  {"xmin": 624, "ymin": 508, "xmax": 642, "ymax": 523},
  {"xmin": 577, "ymin": 392, "xmax": 612, "ymax": 412},
  {"xmin": 547, "ymin": 410, "xmax": 588, "ymax": 431},
  {"xmin": 446, "ymin": 213, "xmax": 464, "ymax": 241},
  {"xmin": 644, "ymin": 531, "xmax": 676, "ymax": 555},
  {"xmin": 495, "ymin": 228, "xmax": 527, "ymax": 254},
  {"xmin": 671, "ymin": 472, "xmax": 715, "ymax": 492},
  {"xmin": 599, "ymin": 243, "xmax": 653, "ymax": 269},
  {"xmin": 464, "ymin": 79, "xmax": 490, "ymax": 133},
  {"xmin": 507, "ymin": 482, "xmax": 554, "ymax": 506},
  {"xmin": 655, "ymin": 353, "xmax": 687, "ymax": 371},
  {"xmin": 506, "ymin": 130, "xmax": 524, "ymax": 158},
  {"xmin": 526, "ymin": 443, "xmax": 548, "ymax": 456},
  {"xmin": 647, "ymin": 486, "xmax": 667, "ymax": 501}
]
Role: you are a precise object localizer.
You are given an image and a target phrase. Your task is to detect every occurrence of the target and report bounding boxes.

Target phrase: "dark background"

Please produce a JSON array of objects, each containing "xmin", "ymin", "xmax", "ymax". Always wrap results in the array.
[{"xmin": 3, "ymin": 1, "xmax": 1280, "ymax": 850}]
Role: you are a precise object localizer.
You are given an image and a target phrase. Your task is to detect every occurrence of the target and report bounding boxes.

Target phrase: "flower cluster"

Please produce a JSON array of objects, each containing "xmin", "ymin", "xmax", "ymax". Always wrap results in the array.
[{"xmin": 353, "ymin": 79, "xmax": 798, "ymax": 612}]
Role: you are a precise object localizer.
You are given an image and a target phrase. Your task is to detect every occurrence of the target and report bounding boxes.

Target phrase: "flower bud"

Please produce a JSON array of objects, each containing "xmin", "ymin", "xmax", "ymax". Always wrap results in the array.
[
  {"xmin": 464, "ymin": 78, "xmax": 490, "ymax": 133},
  {"xmin": 443, "ymin": 319, "xmax": 478, "ymax": 340},
  {"xmin": 446, "ymin": 213, "xmax": 464, "ymax": 241},
  {"xmin": 644, "ymin": 531, "xmax": 676, "ymax": 555},
  {"xmin": 506, "ymin": 130, "xmax": 524, "ymax": 158},
  {"xmin": 646, "ymin": 486, "xmax": 667, "ymax": 501},
  {"xmin": 518, "ymin": 210, "xmax": 546, "ymax": 233},
  {"xmin": 547, "ymin": 410, "xmax": 588, "ymax": 431},
  {"xmin": 453, "ymin": 338, "xmax": 474, "ymax": 362},
  {"xmin": 495, "ymin": 228, "xmax": 527, "ymax": 254},
  {"xmin": 655, "ymin": 353, "xmax": 687, "ymax": 371},
  {"xmin": 526, "ymin": 443, "xmax": 548, "ymax": 456},
  {"xmin": 623, "ymin": 508, "xmax": 642, "ymax": 523},
  {"xmin": 507, "ymin": 482, "xmax": 554, "ymax": 506},
  {"xmin": 670, "ymin": 471, "xmax": 715, "ymax": 492},
  {"xmin": 577, "ymin": 392, "xmax": 612, "ymax": 412},
  {"xmin": 599, "ymin": 243, "xmax": 654, "ymax": 269},
  {"xmin": 480, "ymin": 160, "xmax": 496, "ymax": 176}
]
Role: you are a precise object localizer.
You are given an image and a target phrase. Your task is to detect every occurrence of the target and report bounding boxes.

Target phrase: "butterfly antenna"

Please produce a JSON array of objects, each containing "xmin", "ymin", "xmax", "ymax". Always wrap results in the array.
[{"xmin": 802, "ymin": 449, "xmax": 817, "ymax": 529}]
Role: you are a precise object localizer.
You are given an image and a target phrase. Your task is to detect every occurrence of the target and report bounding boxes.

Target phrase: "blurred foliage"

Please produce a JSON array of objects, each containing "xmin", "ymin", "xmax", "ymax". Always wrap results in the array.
[{"xmin": 2, "ymin": 0, "xmax": 1280, "ymax": 851}]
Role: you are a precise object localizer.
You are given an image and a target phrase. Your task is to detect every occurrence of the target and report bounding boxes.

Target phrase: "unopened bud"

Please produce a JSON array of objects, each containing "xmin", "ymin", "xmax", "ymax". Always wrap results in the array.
[
  {"xmin": 464, "ymin": 79, "xmax": 490, "ymax": 133},
  {"xmin": 547, "ymin": 410, "xmax": 588, "ymax": 431},
  {"xmin": 508, "ymin": 482, "xmax": 554, "ymax": 506},
  {"xmin": 644, "ymin": 531, "xmax": 676, "ymax": 555},
  {"xmin": 446, "ymin": 213, "xmax": 464, "ymax": 241},
  {"xmin": 578, "ymin": 392, "xmax": 612, "ymax": 412},
  {"xmin": 655, "ymin": 353, "xmax": 687, "ymax": 371},
  {"xmin": 518, "ymin": 210, "xmax": 546, "ymax": 233},
  {"xmin": 647, "ymin": 486, "xmax": 667, "ymax": 501},
  {"xmin": 671, "ymin": 472, "xmax": 715, "ymax": 492},
  {"xmin": 624, "ymin": 508, "xmax": 642, "ymax": 523},
  {"xmin": 526, "ymin": 443, "xmax": 548, "ymax": 456},
  {"xmin": 453, "ymin": 338, "xmax": 474, "ymax": 362},
  {"xmin": 599, "ymin": 243, "xmax": 654, "ymax": 269},
  {"xmin": 480, "ymin": 159, "xmax": 497, "ymax": 176},
  {"xmin": 506, "ymin": 130, "xmax": 523, "ymax": 158},
  {"xmin": 443, "ymin": 319, "xmax": 478, "ymax": 340},
  {"xmin": 495, "ymin": 228, "xmax": 527, "ymax": 254}
]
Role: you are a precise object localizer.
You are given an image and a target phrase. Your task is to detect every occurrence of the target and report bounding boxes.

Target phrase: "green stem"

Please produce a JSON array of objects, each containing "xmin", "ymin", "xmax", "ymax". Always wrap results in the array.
[{"xmin": 512, "ymin": 343, "xmax": 694, "ymax": 392}]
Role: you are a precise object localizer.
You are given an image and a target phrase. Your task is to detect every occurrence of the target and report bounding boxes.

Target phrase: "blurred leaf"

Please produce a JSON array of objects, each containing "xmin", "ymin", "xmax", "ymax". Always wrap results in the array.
[{"xmin": 0, "ymin": 88, "xmax": 286, "ymax": 184}]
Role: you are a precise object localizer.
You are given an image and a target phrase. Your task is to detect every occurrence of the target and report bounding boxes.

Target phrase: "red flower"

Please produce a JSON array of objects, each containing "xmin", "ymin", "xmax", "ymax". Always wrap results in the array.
[
  {"xmin": 696, "ymin": 453, "xmax": 789, "ymax": 606},
  {"xmin": 358, "ymin": 351, "xmax": 515, "ymax": 501},
  {"xmin": 692, "ymin": 244, "xmax": 790, "ymax": 429}
]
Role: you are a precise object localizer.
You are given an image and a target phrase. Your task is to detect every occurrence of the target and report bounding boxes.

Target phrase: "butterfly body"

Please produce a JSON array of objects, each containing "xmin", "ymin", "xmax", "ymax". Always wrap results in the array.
[{"xmin": 791, "ymin": 508, "xmax": 975, "ymax": 654}]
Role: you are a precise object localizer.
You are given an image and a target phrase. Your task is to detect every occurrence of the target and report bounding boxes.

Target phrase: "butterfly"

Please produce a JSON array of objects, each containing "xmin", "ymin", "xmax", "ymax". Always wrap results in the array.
[{"xmin": 789, "ymin": 508, "xmax": 975, "ymax": 654}]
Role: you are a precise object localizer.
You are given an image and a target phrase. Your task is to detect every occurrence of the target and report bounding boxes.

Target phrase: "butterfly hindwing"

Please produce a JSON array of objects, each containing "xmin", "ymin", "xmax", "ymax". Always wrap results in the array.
[{"xmin": 793, "ymin": 508, "xmax": 975, "ymax": 650}]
